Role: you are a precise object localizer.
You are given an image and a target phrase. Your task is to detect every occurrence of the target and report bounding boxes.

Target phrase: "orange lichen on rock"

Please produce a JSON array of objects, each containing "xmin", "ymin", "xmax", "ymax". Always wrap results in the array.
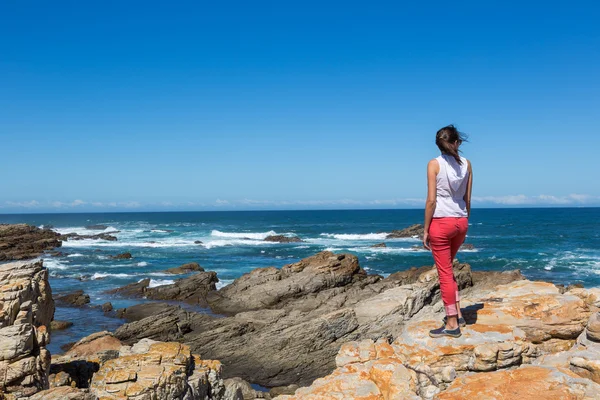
[{"xmin": 437, "ymin": 365, "xmax": 600, "ymax": 400}]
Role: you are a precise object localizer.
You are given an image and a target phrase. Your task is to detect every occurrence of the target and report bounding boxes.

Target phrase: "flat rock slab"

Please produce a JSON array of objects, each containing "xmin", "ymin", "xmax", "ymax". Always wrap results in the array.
[{"xmin": 437, "ymin": 365, "xmax": 600, "ymax": 400}]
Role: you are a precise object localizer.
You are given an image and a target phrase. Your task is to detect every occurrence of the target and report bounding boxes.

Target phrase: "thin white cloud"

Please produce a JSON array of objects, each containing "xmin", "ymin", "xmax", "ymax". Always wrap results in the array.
[
  {"xmin": 472, "ymin": 194, "xmax": 600, "ymax": 206},
  {"xmin": 2, "ymin": 194, "xmax": 599, "ymax": 211}
]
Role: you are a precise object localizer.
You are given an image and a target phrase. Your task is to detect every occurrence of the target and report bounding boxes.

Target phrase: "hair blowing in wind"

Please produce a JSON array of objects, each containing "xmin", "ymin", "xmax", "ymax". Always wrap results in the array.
[{"xmin": 435, "ymin": 125, "xmax": 468, "ymax": 165}]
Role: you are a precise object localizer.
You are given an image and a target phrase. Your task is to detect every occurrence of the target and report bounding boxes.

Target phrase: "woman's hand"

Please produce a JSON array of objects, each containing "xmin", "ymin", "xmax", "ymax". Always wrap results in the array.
[{"xmin": 423, "ymin": 232, "xmax": 431, "ymax": 250}]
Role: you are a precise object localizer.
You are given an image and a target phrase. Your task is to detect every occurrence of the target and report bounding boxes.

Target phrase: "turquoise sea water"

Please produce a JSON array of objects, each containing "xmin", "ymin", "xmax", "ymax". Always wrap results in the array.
[{"xmin": 1, "ymin": 208, "xmax": 599, "ymax": 353}]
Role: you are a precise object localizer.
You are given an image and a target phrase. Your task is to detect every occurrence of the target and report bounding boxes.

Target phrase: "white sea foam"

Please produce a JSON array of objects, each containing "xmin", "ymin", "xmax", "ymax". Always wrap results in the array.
[
  {"xmin": 203, "ymin": 239, "xmax": 273, "ymax": 249},
  {"xmin": 211, "ymin": 230, "xmax": 277, "ymax": 240},
  {"xmin": 294, "ymin": 245, "xmax": 310, "ymax": 249},
  {"xmin": 320, "ymin": 233, "xmax": 388, "ymax": 241},
  {"xmin": 53, "ymin": 226, "xmax": 118, "ymax": 235},
  {"xmin": 148, "ymin": 279, "xmax": 175, "ymax": 288},
  {"xmin": 347, "ymin": 247, "xmax": 428, "ymax": 254},
  {"xmin": 137, "ymin": 261, "xmax": 148, "ymax": 267},
  {"xmin": 62, "ymin": 239, "xmax": 199, "ymax": 248},
  {"xmin": 216, "ymin": 279, "xmax": 234, "ymax": 289},
  {"xmin": 67, "ymin": 253, "xmax": 84, "ymax": 257},
  {"xmin": 42, "ymin": 258, "xmax": 69, "ymax": 270},
  {"xmin": 150, "ymin": 229, "xmax": 169, "ymax": 233},
  {"xmin": 92, "ymin": 272, "xmax": 133, "ymax": 280}
]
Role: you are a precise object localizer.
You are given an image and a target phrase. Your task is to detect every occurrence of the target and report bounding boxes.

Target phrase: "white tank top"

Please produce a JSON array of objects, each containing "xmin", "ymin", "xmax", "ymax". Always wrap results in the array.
[{"xmin": 433, "ymin": 154, "xmax": 469, "ymax": 218}]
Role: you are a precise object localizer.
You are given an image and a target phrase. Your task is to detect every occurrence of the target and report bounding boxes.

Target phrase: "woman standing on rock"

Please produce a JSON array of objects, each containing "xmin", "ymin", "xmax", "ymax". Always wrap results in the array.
[{"xmin": 423, "ymin": 125, "xmax": 472, "ymax": 338}]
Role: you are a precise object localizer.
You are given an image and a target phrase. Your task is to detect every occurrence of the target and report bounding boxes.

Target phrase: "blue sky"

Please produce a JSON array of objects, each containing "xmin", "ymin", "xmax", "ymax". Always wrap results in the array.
[{"xmin": 1, "ymin": 1, "xmax": 599, "ymax": 212}]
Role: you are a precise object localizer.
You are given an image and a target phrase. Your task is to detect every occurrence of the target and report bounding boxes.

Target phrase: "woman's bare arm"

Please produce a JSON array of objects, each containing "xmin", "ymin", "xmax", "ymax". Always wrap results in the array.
[
  {"xmin": 423, "ymin": 159, "xmax": 438, "ymax": 249},
  {"xmin": 464, "ymin": 160, "xmax": 473, "ymax": 218}
]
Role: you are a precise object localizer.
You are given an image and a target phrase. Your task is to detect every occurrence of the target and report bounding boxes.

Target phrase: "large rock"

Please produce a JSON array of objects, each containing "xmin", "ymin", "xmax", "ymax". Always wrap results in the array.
[
  {"xmin": 386, "ymin": 224, "xmax": 424, "ymax": 239},
  {"xmin": 206, "ymin": 251, "xmax": 369, "ymax": 315},
  {"xmin": 90, "ymin": 339, "xmax": 225, "ymax": 400},
  {"xmin": 0, "ymin": 260, "xmax": 54, "ymax": 397},
  {"xmin": 0, "ymin": 224, "xmax": 62, "ymax": 261},
  {"xmin": 275, "ymin": 279, "xmax": 597, "ymax": 399},
  {"xmin": 116, "ymin": 253, "xmax": 474, "ymax": 388},
  {"xmin": 107, "ymin": 272, "xmax": 218, "ymax": 306}
]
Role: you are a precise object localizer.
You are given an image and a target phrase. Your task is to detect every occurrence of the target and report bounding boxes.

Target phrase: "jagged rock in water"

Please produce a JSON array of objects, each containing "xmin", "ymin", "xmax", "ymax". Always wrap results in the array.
[
  {"xmin": 371, "ymin": 242, "xmax": 387, "ymax": 248},
  {"xmin": 0, "ymin": 224, "xmax": 62, "ymax": 261},
  {"xmin": 164, "ymin": 261, "xmax": 204, "ymax": 274},
  {"xmin": 385, "ymin": 224, "xmax": 424, "ymax": 239},
  {"xmin": 84, "ymin": 225, "xmax": 109, "ymax": 230},
  {"xmin": 107, "ymin": 271, "xmax": 218, "ymax": 306},
  {"xmin": 263, "ymin": 235, "xmax": 303, "ymax": 243},
  {"xmin": 109, "ymin": 252, "xmax": 132, "ymax": 259},
  {"xmin": 61, "ymin": 232, "xmax": 118, "ymax": 241},
  {"xmin": 50, "ymin": 320, "xmax": 73, "ymax": 331},
  {"xmin": 54, "ymin": 290, "xmax": 91, "ymax": 307}
]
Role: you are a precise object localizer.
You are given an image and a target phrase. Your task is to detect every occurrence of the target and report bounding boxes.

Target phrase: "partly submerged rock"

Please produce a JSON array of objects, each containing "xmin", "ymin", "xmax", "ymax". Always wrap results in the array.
[
  {"xmin": 107, "ymin": 271, "xmax": 217, "ymax": 306},
  {"xmin": 109, "ymin": 252, "xmax": 132, "ymax": 260},
  {"xmin": 264, "ymin": 235, "xmax": 303, "ymax": 243},
  {"xmin": 54, "ymin": 290, "xmax": 91, "ymax": 307},
  {"xmin": 386, "ymin": 224, "xmax": 424, "ymax": 239},
  {"xmin": 0, "ymin": 223, "xmax": 62, "ymax": 261},
  {"xmin": 50, "ymin": 320, "xmax": 73, "ymax": 331},
  {"xmin": 62, "ymin": 232, "xmax": 118, "ymax": 241},
  {"xmin": 84, "ymin": 225, "xmax": 109, "ymax": 230},
  {"xmin": 163, "ymin": 261, "xmax": 204, "ymax": 274},
  {"xmin": 371, "ymin": 242, "xmax": 387, "ymax": 248}
]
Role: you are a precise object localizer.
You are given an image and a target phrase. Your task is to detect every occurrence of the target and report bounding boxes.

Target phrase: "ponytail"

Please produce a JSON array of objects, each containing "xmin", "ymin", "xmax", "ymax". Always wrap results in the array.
[{"xmin": 436, "ymin": 125, "xmax": 467, "ymax": 165}]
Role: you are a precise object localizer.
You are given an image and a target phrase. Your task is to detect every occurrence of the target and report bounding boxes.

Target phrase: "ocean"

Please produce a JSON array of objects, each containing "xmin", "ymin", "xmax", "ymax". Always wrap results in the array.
[{"xmin": 1, "ymin": 208, "xmax": 599, "ymax": 354}]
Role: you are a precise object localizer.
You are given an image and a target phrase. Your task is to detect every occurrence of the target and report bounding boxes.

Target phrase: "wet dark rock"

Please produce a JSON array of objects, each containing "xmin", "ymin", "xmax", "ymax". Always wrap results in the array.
[
  {"xmin": 264, "ymin": 235, "xmax": 303, "ymax": 243},
  {"xmin": 46, "ymin": 251, "xmax": 67, "ymax": 257},
  {"xmin": 460, "ymin": 243, "xmax": 475, "ymax": 250},
  {"xmin": 194, "ymin": 240, "xmax": 203, "ymax": 244},
  {"xmin": 55, "ymin": 290, "xmax": 91, "ymax": 307},
  {"xmin": 371, "ymin": 242, "xmax": 387, "ymax": 248},
  {"xmin": 109, "ymin": 252, "xmax": 132, "ymax": 260},
  {"xmin": 0, "ymin": 224, "xmax": 62, "ymax": 261},
  {"xmin": 107, "ymin": 271, "xmax": 218, "ymax": 306},
  {"xmin": 101, "ymin": 302, "xmax": 113, "ymax": 313},
  {"xmin": 164, "ymin": 262, "xmax": 204, "ymax": 274},
  {"xmin": 51, "ymin": 320, "xmax": 74, "ymax": 330},
  {"xmin": 60, "ymin": 342, "xmax": 76, "ymax": 353},
  {"xmin": 386, "ymin": 224, "xmax": 424, "ymax": 239},
  {"xmin": 62, "ymin": 232, "xmax": 118, "ymax": 241},
  {"xmin": 85, "ymin": 224, "xmax": 109, "ymax": 230}
]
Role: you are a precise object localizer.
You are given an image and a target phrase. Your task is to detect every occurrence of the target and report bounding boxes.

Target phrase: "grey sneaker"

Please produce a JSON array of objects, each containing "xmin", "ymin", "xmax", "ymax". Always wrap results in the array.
[
  {"xmin": 429, "ymin": 325, "xmax": 462, "ymax": 338},
  {"xmin": 443, "ymin": 316, "xmax": 467, "ymax": 327}
]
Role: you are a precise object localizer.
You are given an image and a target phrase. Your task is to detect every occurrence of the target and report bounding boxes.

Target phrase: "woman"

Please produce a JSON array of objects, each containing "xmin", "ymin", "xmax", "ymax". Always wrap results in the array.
[{"xmin": 423, "ymin": 125, "xmax": 473, "ymax": 338}]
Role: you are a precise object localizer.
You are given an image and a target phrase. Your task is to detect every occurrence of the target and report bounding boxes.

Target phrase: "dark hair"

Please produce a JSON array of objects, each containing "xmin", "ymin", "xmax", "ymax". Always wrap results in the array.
[{"xmin": 436, "ymin": 125, "xmax": 467, "ymax": 165}]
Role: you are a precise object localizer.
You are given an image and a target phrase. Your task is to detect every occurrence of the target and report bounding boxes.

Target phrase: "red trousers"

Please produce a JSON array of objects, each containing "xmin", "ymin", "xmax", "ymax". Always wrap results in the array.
[{"xmin": 429, "ymin": 217, "xmax": 469, "ymax": 316}]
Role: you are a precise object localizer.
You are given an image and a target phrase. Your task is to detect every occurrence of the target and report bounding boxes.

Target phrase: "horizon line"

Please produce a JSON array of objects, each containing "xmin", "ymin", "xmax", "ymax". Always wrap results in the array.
[{"xmin": 1, "ymin": 204, "xmax": 599, "ymax": 216}]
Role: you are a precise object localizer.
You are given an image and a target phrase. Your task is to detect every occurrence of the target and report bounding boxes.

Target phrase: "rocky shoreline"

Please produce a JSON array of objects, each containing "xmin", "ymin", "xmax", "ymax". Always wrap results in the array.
[{"xmin": 1, "ymin": 224, "xmax": 600, "ymax": 399}]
